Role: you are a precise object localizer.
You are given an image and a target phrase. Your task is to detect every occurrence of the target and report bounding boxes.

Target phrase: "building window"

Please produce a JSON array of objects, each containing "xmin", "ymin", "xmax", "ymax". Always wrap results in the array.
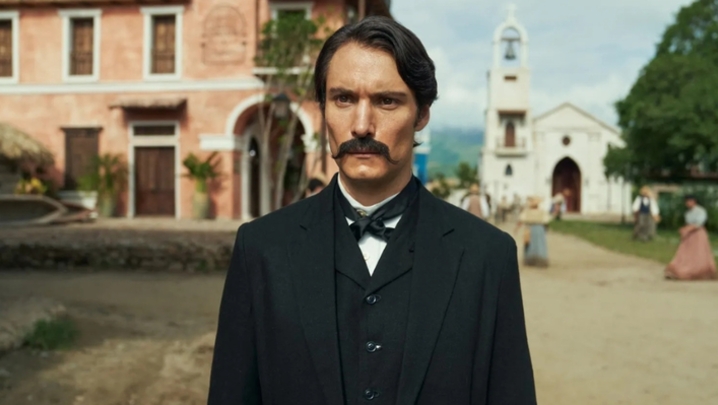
[
  {"xmin": 0, "ymin": 11, "xmax": 18, "ymax": 82},
  {"xmin": 505, "ymin": 164, "xmax": 513, "ymax": 177},
  {"xmin": 60, "ymin": 9, "xmax": 101, "ymax": 81},
  {"xmin": 133, "ymin": 124, "xmax": 176, "ymax": 136},
  {"xmin": 151, "ymin": 15, "xmax": 176, "ymax": 74},
  {"xmin": 270, "ymin": 2, "xmax": 312, "ymax": 20},
  {"xmin": 562, "ymin": 135, "xmax": 571, "ymax": 146},
  {"xmin": 142, "ymin": 6, "xmax": 184, "ymax": 80},
  {"xmin": 71, "ymin": 18, "xmax": 93, "ymax": 75}
]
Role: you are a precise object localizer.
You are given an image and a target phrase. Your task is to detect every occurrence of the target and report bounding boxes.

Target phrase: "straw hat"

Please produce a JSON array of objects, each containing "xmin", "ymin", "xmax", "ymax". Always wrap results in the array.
[{"xmin": 0, "ymin": 123, "xmax": 54, "ymax": 167}]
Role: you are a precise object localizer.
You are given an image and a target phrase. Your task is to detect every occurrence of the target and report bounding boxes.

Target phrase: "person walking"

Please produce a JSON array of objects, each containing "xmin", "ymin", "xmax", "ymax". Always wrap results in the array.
[{"xmin": 665, "ymin": 195, "xmax": 717, "ymax": 280}]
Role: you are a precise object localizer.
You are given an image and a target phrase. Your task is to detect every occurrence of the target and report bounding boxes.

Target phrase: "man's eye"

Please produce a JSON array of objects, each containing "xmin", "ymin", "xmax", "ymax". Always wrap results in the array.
[
  {"xmin": 337, "ymin": 95, "xmax": 350, "ymax": 103},
  {"xmin": 381, "ymin": 98, "xmax": 395, "ymax": 105}
]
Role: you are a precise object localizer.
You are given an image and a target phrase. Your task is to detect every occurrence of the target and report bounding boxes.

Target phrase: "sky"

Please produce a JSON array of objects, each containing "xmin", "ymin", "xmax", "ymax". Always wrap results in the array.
[{"xmin": 391, "ymin": 0, "xmax": 695, "ymax": 130}]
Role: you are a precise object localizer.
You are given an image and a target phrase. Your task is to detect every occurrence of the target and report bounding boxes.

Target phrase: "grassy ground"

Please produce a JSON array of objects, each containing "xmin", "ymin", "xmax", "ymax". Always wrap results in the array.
[{"xmin": 549, "ymin": 220, "xmax": 718, "ymax": 264}]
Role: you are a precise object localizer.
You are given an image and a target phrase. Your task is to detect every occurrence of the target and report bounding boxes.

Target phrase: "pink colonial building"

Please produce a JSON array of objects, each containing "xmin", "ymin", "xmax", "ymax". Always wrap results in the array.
[{"xmin": 0, "ymin": 0, "xmax": 391, "ymax": 220}]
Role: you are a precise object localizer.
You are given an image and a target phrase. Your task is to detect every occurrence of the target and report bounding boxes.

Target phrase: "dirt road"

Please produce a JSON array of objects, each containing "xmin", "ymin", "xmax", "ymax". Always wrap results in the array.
[{"xmin": 1, "ymin": 229, "xmax": 717, "ymax": 405}]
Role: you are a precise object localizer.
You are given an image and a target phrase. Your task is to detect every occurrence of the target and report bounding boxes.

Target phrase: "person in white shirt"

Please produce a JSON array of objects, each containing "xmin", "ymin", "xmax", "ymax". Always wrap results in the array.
[{"xmin": 631, "ymin": 186, "xmax": 660, "ymax": 241}]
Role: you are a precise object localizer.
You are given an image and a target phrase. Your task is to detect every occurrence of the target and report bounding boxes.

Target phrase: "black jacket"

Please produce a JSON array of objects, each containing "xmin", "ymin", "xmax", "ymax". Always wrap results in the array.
[{"xmin": 207, "ymin": 178, "xmax": 537, "ymax": 405}]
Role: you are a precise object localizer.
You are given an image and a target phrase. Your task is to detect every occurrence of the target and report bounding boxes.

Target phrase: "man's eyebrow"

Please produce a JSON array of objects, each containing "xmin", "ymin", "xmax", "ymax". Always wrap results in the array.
[
  {"xmin": 327, "ymin": 88, "xmax": 409, "ymax": 99},
  {"xmin": 373, "ymin": 91, "xmax": 409, "ymax": 99},
  {"xmin": 328, "ymin": 87, "xmax": 354, "ymax": 96}
]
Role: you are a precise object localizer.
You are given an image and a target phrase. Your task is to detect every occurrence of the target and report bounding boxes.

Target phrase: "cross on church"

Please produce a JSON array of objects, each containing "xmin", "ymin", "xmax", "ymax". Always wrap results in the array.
[{"xmin": 507, "ymin": 3, "xmax": 517, "ymax": 20}]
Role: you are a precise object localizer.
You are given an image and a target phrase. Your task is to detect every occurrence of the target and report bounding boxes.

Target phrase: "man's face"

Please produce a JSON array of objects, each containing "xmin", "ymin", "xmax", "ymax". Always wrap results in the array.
[
  {"xmin": 685, "ymin": 199, "xmax": 696, "ymax": 209},
  {"xmin": 324, "ymin": 42, "xmax": 429, "ymax": 184}
]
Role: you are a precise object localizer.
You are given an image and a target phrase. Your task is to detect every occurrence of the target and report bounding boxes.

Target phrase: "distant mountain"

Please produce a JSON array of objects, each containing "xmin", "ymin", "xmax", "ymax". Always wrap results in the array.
[{"xmin": 427, "ymin": 127, "xmax": 484, "ymax": 178}]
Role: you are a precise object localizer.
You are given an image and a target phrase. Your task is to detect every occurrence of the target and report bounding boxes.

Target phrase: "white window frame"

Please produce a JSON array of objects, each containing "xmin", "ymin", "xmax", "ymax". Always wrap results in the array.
[
  {"xmin": 127, "ymin": 120, "xmax": 181, "ymax": 219},
  {"xmin": 59, "ymin": 9, "xmax": 101, "ymax": 83},
  {"xmin": 141, "ymin": 5, "xmax": 184, "ymax": 81},
  {"xmin": 0, "ymin": 11, "xmax": 19, "ymax": 84},
  {"xmin": 270, "ymin": 2, "xmax": 312, "ymax": 20}
]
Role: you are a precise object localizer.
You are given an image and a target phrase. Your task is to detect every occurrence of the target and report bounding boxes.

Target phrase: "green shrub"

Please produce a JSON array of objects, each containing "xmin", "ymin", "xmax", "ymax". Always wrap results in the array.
[
  {"xmin": 656, "ymin": 184, "xmax": 718, "ymax": 232},
  {"xmin": 24, "ymin": 317, "xmax": 78, "ymax": 351}
]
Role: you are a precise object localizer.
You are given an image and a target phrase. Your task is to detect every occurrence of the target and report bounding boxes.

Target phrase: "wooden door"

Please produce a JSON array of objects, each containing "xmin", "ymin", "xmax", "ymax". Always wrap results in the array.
[
  {"xmin": 552, "ymin": 157, "xmax": 581, "ymax": 213},
  {"xmin": 505, "ymin": 122, "xmax": 516, "ymax": 147},
  {"xmin": 64, "ymin": 128, "xmax": 99, "ymax": 189},
  {"xmin": 134, "ymin": 147, "xmax": 175, "ymax": 216}
]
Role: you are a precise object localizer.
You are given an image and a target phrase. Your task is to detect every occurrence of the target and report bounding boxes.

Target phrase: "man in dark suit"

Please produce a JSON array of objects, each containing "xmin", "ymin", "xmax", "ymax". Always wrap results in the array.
[{"xmin": 208, "ymin": 16, "xmax": 536, "ymax": 405}]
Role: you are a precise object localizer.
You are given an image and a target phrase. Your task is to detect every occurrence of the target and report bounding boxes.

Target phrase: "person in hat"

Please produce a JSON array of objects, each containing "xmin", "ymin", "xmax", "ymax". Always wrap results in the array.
[
  {"xmin": 515, "ymin": 196, "xmax": 551, "ymax": 268},
  {"xmin": 631, "ymin": 186, "xmax": 660, "ymax": 241},
  {"xmin": 665, "ymin": 194, "xmax": 716, "ymax": 280},
  {"xmin": 460, "ymin": 182, "xmax": 489, "ymax": 220}
]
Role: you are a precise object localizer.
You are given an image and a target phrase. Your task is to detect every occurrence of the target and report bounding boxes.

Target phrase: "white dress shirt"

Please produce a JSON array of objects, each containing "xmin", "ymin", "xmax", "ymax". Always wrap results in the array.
[{"xmin": 338, "ymin": 178, "xmax": 401, "ymax": 276}]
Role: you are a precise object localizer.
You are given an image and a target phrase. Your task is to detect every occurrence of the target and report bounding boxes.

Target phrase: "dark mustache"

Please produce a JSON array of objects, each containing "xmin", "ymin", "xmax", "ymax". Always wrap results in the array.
[{"xmin": 331, "ymin": 137, "xmax": 398, "ymax": 164}]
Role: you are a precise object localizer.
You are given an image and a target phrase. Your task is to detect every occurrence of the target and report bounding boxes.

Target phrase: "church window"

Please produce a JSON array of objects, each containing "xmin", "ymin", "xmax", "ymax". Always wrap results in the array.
[
  {"xmin": 505, "ymin": 122, "xmax": 516, "ymax": 147},
  {"xmin": 504, "ymin": 75, "xmax": 517, "ymax": 81},
  {"xmin": 562, "ymin": 135, "xmax": 571, "ymax": 146},
  {"xmin": 505, "ymin": 164, "xmax": 513, "ymax": 177}
]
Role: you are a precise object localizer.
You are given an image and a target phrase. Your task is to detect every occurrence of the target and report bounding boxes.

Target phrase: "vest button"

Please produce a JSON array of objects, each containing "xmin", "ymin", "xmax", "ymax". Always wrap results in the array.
[
  {"xmin": 363, "ymin": 388, "xmax": 377, "ymax": 400},
  {"xmin": 366, "ymin": 341, "xmax": 381, "ymax": 352},
  {"xmin": 365, "ymin": 294, "xmax": 380, "ymax": 305}
]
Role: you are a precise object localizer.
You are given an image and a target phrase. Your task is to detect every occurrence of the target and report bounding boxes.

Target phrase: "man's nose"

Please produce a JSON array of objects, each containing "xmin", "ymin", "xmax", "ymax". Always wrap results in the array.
[{"xmin": 351, "ymin": 100, "xmax": 374, "ymax": 138}]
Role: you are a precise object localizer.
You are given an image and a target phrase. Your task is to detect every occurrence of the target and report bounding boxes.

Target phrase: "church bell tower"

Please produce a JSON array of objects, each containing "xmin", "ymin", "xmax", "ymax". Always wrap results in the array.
[{"xmin": 480, "ymin": 4, "xmax": 534, "ymax": 204}]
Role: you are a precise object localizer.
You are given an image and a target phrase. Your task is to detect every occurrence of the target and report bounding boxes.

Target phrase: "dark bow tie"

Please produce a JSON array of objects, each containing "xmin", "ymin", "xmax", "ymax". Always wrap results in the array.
[{"xmin": 337, "ymin": 178, "xmax": 418, "ymax": 242}]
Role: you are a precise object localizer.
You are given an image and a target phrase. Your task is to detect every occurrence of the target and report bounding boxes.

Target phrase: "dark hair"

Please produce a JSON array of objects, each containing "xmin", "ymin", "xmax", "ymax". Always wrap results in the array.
[
  {"xmin": 314, "ymin": 16, "xmax": 438, "ymax": 113},
  {"xmin": 307, "ymin": 178, "xmax": 325, "ymax": 192},
  {"xmin": 684, "ymin": 194, "xmax": 698, "ymax": 202}
]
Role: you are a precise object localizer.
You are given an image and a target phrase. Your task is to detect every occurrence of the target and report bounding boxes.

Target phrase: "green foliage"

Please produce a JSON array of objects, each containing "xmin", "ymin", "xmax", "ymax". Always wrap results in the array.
[
  {"xmin": 609, "ymin": 0, "xmax": 718, "ymax": 181},
  {"xmin": 24, "ymin": 317, "xmax": 78, "ymax": 351},
  {"xmin": 77, "ymin": 153, "xmax": 128, "ymax": 197},
  {"xmin": 656, "ymin": 184, "xmax": 718, "ymax": 232},
  {"xmin": 255, "ymin": 12, "xmax": 328, "ymax": 93},
  {"xmin": 551, "ymin": 219, "xmax": 718, "ymax": 264},
  {"xmin": 430, "ymin": 173, "xmax": 453, "ymax": 200},
  {"xmin": 454, "ymin": 161, "xmax": 478, "ymax": 189},
  {"xmin": 254, "ymin": 12, "xmax": 334, "ymax": 207},
  {"xmin": 182, "ymin": 152, "xmax": 221, "ymax": 193}
]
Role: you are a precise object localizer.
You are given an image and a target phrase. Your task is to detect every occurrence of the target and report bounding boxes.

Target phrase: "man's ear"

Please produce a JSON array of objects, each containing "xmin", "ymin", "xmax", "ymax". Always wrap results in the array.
[{"xmin": 415, "ymin": 106, "xmax": 430, "ymax": 131}]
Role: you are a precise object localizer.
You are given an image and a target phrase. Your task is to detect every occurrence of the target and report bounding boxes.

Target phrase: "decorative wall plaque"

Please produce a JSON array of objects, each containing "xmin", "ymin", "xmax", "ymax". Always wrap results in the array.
[{"xmin": 202, "ymin": 4, "xmax": 248, "ymax": 65}]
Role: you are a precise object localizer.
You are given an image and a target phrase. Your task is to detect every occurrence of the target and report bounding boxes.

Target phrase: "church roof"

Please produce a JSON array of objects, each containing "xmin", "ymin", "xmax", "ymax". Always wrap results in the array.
[{"xmin": 533, "ymin": 102, "xmax": 621, "ymax": 135}]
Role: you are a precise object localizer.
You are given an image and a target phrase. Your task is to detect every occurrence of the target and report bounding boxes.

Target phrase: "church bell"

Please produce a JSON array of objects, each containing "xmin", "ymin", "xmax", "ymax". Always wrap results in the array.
[{"xmin": 504, "ymin": 40, "xmax": 517, "ymax": 60}]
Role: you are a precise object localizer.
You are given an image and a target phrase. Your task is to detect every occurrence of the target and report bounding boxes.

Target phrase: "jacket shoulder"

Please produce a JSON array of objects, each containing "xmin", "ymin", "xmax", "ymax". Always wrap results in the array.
[
  {"xmin": 237, "ymin": 196, "xmax": 315, "ymax": 242},
  {"xmin": 435, "ymin": 196, "xmax": 515, "ymax": 248}
]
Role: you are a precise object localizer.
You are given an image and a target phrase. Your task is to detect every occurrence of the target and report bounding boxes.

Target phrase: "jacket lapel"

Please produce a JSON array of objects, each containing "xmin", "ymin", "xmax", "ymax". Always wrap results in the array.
[
  {"xmin": 396, "ymin": 188, "xmax": 464, "ymax": 405},
  {"xmin": 288, "ymin": 177, "xmax": 345, "ymax": 405}
]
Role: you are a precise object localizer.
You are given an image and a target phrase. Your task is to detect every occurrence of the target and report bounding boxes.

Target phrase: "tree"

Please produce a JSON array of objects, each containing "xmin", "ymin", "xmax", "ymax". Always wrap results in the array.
[
  {"xmin": 605, "ymin": 0, "xmax": 718, "ymax": 182},
  {"xmin": 454, "ymin": 161, "xmax": 478, "ymax": 189},
  {"xmin": 254, "ymin": 12, "xmax": 333, "ymax": 213}
]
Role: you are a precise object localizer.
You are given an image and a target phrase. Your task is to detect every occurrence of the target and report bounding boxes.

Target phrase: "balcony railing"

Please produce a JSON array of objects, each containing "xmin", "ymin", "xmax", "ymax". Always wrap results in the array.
[{"xmin": 495, "ymin": 138, "xmax": 528, "ymax": 156}]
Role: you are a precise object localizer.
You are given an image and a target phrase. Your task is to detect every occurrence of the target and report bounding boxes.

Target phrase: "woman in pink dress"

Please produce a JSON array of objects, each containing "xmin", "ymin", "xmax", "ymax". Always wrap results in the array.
[{"xmin": 665, "ymin": 195, "xmax": 717, "ymax": 280}]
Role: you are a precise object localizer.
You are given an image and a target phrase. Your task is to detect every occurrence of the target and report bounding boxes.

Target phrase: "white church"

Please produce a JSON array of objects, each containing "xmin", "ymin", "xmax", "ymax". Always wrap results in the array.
[{"xmin": 479, "ymin": 7, "xmax": 631, "ymax": 215}]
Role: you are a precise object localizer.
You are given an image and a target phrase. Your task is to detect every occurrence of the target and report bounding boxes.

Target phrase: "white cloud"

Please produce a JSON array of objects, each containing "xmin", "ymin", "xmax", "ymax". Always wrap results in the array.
[{"xmin": 391, "ymin": 0, "xmax": 695, "ymax": 129}]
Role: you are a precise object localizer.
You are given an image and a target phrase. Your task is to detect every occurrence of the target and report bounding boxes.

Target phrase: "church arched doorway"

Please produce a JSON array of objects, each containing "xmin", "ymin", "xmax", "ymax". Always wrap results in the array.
[
  {"xmin": 552, "ymin": 157, "xmax": 581, "ymax": 213},
  {"xmin": 248, "ymin": 137, "xmax": 260, "ymax": 218}
]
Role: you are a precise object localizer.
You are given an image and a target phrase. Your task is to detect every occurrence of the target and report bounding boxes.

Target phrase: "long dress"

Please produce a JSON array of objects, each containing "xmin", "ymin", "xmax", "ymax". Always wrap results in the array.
[
  {"xmin": 665, "ymin": 205, "xmax": 717, "ymax": 280},
  {"xmin": 520, "ymin": 208, "xmax": 551, "ymax": 268}
]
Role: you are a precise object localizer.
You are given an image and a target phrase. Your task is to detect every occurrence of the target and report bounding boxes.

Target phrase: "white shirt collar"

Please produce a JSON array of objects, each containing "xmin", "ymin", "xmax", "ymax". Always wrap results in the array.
[{"xmin": 337, "ymin": 176, "xmax": 399, "ymax": 217}]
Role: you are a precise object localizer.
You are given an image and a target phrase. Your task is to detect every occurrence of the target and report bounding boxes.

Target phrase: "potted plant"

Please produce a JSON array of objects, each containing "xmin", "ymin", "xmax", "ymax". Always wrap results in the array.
[
  {"xmin": 183, "ymin": 152, "xmax": 221, "ymax": 219},
  {"xmin": 58, "ymin": 174, "xmax": 99, "ymax": 212},
  {"xmin": 73, "ymin": 154, "xmax": 127, "ymax": 217}
]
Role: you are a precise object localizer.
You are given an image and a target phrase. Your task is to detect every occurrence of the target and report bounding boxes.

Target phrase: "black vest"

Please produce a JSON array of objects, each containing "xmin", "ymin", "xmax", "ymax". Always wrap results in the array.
[{"xmin": 333, "ymin": 189, "xmax": 420, "ymax": 405}]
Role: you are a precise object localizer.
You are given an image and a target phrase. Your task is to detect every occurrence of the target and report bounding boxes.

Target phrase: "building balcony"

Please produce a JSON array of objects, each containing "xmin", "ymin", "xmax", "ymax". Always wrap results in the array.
[{"xmin": 495, "ymin": 138, "xmax": 528, "ymax": 156}]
